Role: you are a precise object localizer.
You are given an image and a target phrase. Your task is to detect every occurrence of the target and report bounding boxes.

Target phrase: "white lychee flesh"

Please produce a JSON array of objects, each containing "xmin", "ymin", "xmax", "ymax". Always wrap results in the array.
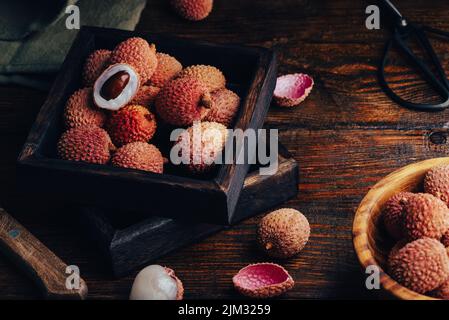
[
  {"xmin": 93, "ymin": 63, "xmax": 140, "ymax": 111},
  {"xmin": 129, "ymin": 265, "xmax": 179, "ymax": 300}
]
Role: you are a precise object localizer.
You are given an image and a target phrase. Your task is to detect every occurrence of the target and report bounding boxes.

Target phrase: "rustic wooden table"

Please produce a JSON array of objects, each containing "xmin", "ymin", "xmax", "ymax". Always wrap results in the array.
[{"xmin": 1, "ymin": 0, "xmax": 448, "ymax": 299}]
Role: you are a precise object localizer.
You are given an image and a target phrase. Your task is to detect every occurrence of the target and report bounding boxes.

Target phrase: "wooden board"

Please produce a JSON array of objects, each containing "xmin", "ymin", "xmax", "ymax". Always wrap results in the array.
[
  {"xmin": 1, "ymin": 0, "xmax": 449, "ymax": 299},
  {"xmin": 17, "ymin": 26, "xmax": 278, "ymax": 225},
  {"xmin": 79, "ymin": 149, "xmax": 298, "ymax": 277}
]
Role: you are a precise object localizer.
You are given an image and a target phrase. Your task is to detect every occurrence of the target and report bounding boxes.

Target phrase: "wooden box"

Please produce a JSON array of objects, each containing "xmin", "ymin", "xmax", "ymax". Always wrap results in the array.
[
  {"xmin": 17, "ymin": 27, "xmax": 278, "ymax": 225},
  {"xmin": 80, "ymin": 148, "xmax": 298, "ymax": 277}
]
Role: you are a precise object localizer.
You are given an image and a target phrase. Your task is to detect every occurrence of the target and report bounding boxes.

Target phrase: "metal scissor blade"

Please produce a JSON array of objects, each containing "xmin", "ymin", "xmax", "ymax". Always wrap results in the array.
[
  {"xmin": 380, "ymin": 0, "xmax": 408, "ymax": 27},
  {"xmin": 382, "ymin": 0, "xmax": 403, "ymax": 20}
]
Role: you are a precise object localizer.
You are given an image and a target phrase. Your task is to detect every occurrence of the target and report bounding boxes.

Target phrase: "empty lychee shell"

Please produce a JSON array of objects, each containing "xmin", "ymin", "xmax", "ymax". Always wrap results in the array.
[
  {"xmin": 274, "ymin": 73, "xmax": 314, "ymax": 107},
  {"xmin": 93, "ymin": 63, "xmax": 140, "ymax": 111},
  {"xmin": 232, "ymin": 263, "xmax": 294, "ymax": 299}
]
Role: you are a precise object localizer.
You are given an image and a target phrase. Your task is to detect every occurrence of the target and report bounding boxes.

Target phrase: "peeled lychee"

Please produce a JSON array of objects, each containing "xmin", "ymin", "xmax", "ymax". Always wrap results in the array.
[
  {"xmin": 110, "ymin": 37, "xmax": 158, "ymax": 84},
  {"xmin": 106, "ymin": 105, "xmax": 157, "ymax": 147},
  {"xmin": 174, "ymin": 121, "xmax": 227, "ymax": 174},
  {"xmin": 274, "ymin": 73, "xmax": 314, "ymax": 107},
  {"xmin": 257, "ymin": 208, "xmax": 310, "ymax": 259},
  {"xmin": 233, "ymin": 263, "xmax": 294, "ymax": 299},
  {"xmin": 204, "ymin": 88, "xmax": 240, "ymax": 127},
  {"xmin": 388, "ymin": 238, "xmax": 449, "ymax": 294},
  {"xmin": 130, "ymin": 265, "xmax": 183, "ymax": 300},
  {"xmin": 112, "ymin": 142, "xmax": 164, "ymax": 174},
  {"xmin": 93, "ymin": 63, "xmax": 140, "ymax": 111},
  {"xmin": 170, "ymin": 0, "xmax": 213, "ymax": 21},
  {"xmin": 155, "ymin": 76, "xmax": 212, "ymax": 126},
  {"xmin": 57, "ymin": 126, "xmax": 115, "ymax": 164},
  {"xmin": 382, "ymin": 192, "xmax": 414, "ymax": 240},
  {"xmin": 177, "ymin": 65, "xmax": 225, "ymax": 92},
  {"xmin": 130, "ymin": 85, "xmax": 160, "ymax": 107},
  {"xmin": 402, "ymin": 193, "xmax": 449, "ymax": 241},
  {"xmin": 82, "ymin": 49, "xmax": 111, "ymax": 87},
  {"xmin": 148, "ymin": 53, "xmax": 182, "ymax": 88},
  {"xmin": 63, "ymin": 88, "xmax": 106, "ymax": 128},
  {"xmin": 424, "ymin": 165, "xmax": 449, "ymax": 207}
]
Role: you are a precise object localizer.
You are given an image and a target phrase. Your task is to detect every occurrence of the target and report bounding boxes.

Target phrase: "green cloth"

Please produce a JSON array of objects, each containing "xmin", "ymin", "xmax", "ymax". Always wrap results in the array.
[{"xmin": 0, "ymin": 0, "xmax": 147, "ymax": 89}]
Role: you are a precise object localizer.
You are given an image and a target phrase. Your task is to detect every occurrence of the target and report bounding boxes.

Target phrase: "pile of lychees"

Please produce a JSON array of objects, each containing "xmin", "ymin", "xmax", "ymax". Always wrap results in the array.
[
  {"xmin": 383, "ymin": 164, "xmax": 449, "ymax": 299},
  {"xmin": 57, "ymin": 37, "xmax": 240, "ymax": 175}
]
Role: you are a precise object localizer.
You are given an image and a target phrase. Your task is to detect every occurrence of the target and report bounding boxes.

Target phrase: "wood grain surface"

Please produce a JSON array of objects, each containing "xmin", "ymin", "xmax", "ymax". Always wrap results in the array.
[{"xmin": 1, "ymin": 0, "xmax": 449, "ymax": 299}]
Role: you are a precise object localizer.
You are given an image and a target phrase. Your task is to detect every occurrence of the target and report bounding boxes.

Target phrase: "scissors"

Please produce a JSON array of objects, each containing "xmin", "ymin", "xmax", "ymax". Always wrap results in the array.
[{"xmin": 378, "ymin": 0, "xmax": 449, "ymax": 111}]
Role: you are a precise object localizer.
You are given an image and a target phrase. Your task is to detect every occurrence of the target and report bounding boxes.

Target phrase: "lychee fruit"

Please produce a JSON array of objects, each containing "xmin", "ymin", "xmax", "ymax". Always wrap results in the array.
[
  {"xmin": 63, "ymin": 88, "xmax": 106, "ymax": 128},
  {"xmin": 177, "ymin": 65, "xmax": 225, "ymax": 92},
  {"xmin": 233, "ymin": 263, "xmax": 294, "ymax": 299},
  {"xmin": 170, "ymin": 0, "xmax": 213, "ymax": 21},
  {"xmin": 382, "ymin": 192, "xmax": 414, "ymax": 240},
  {"xmin": 155, "ymin": 76, "xmax": 212, "ymax": 126},
  {"xmin": 130, "ymin": 265, "xmax": 183, "ymax": 300},
  {"xmin": 112, "ymin": 142, "xmax": 164, "ymax": 174},
  {"xmin": 106, "ymin": 105, "xmax": 157, "ymax": 147},
  {"xmin": 148, "ymin": 53, "xmax": 183, "ymax": 88},
  {"xmin": 130, "ymin": 85, "xmax": 160, "ymax": 107},
  {"xmin": 110, "ymin": 37, "xmax": 158, "ymax": 83},
  {"xmin": 174, "ymin": 121, "xmax": 227, "ymax": 174},
  {"xmin": 424, "ymin": 165, "xmax": 449, "ymax": 207},
  {"xmin": 93, "ymin": 63, "xmax": 140, "ymax": 111},
  {"xmin": 257, "ymin": 208, "xmax": 310, "ymax": 259},
  {"xmin": 388, "ymin": 238, "xmax": 449, "ymax": 294},
  {"xmin": 57, "ymin": 126, "xmax": 115, "ymax": 164},
  {"xmin": 388, "ymin": 239, "xmax": 409, "ymax": 261},
  {"xmin": 82, "ymin": 49, "xmax": 111, "ymax": 87},
  {"xmin": 204, "ymin": 88, "xmax": 240, "ymax": 127},
  {"xmin": 274, "ymin": 73, "xmax": 314, "ymax": 107},
  {"xmin": 402, "ymin": 193, "xmax": 449, "ymax": 241},
  {"xmin": 430, "ymin": 279, "xmax": 449, "ymax": 300}
]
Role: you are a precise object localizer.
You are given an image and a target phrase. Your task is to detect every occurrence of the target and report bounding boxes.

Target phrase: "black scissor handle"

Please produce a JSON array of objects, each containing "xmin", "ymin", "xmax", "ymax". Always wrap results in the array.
[{"xmin": 379, "ymin": 24, "xmax": 449, "ymax": 111}]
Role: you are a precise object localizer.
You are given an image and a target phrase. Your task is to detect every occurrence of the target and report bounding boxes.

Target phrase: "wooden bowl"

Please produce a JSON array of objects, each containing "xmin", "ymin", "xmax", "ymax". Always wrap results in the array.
[{"xmin": 353, "ymin": 157, "xmax": 449, "ymax": 300}]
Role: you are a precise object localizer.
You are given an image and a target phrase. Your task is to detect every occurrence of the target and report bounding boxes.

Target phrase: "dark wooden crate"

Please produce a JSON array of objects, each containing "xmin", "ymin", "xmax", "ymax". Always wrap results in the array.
[
  {"xmin": 17, "ymin": 26, "xmax": 278, "ymax": 225},
  {"xmin": 79, "ymin": 148, "xmax": 298, "ymax": 277}
]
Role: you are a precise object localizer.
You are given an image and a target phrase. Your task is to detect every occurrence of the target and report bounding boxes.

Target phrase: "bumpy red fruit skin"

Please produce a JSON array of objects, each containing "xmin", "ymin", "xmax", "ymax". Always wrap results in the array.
[
  {"xmin": 170, "ymin": 0, "xmax": 213, "ymax": 21},
  {"xmin": 110, "ymin": 37, "xmax": 157, "ymax": 84},
  {"xmin": 442, "ymin": 230, "xmax": 449, "ymax": 247},
  {"xmin": 177, "ymin": 65, "xmax": 225, "ymax": 92},
  {"xmin": 388, "ymin": 238, "xmax": 449, "ymax": 294},
  {"xmin": 233, "ymin": 263, "xmax": 294, "ymax": 299},
  {"xmin": 204, "ymin": 88, "xmax": 240, "ymax": 127},
  {"xmin": 130, "ymin": 85, "xmax": 160, "ymax": 107},
  {"xmin": 424, "ymin": 165, "xmax": 449, "ymax": 207},
  {"xmin": 112, "ymin": 142, "xmax": 164, "ymax": 174},
  {"xmin": 382, "ymin": 192, "xmax": 414, "ymax": 240},
  {"xmin": 175, "ymin": 121, "xmax": 227, "ymax": 174},
  {"xmin": 155, "ymin": 77, "xmax": 211, "ymax": 126},
  {"xmin": 63, "ymin": 88, "xmax": 106, "ymax": 128},
  {"xmin": 388, "ymin": 239, "xmax": 409, "ymax": 261},
  {"xmin": 57, "ymin": 126, "xmax": 115, "ymax": 164},
  {"xmin": 430, "ymin": 279, "xmax": 449, "ymax": 300},
  {"xmin": 82, "ymin": 49, "xmax": 111, "ymax": 87},
  {"xmin": 148, "ymin": 53, "xmax": 183, "ymax": 88},
  {"xmin": 257, "ymin": 208, "xmax": 310, "ymax": 259},
  {"xmin": 107, "ymin": 105, "xmax": 157, "ymax": 147},
  {"xmin": 402, "ymin": 193, "xmax": 449, "ymax": 241}
]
